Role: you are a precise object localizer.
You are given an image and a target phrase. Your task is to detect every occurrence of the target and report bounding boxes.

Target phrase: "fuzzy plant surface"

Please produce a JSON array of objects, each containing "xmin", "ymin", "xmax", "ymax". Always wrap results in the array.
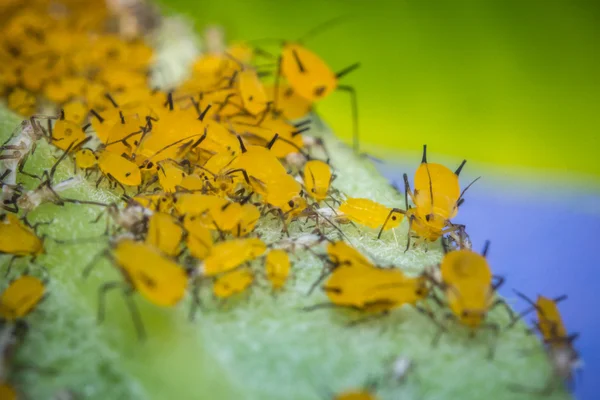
[{"xmin": 0, "ymin": 102, "xmax": 570, "ymax": 400}]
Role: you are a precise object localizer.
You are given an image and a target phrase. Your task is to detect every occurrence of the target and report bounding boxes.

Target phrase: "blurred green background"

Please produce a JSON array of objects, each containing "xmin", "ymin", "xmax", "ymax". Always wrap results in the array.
[{"xmin": 158, "ymin": 0, "xmax": 599, "ymax": 178}]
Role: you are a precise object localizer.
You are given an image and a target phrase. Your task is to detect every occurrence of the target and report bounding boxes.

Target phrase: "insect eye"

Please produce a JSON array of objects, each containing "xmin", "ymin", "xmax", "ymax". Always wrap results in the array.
[
  {"xmin": 392, "ymin": 216, "xmax": 397, "ymax": 221},
  {"xmin": 288, "ymin": 200, "xmax": 294, "ymax": 207},
  {"xmin": 248, "ymin": 95, "xmax": 254, "ymax": 101},
  {"xmin": 311, "ymin": 188, "xmax": 316, "ymax": 193},
  {"xmin": 425, "ymin": 214, "xmax": 431, "ymax": 222}
]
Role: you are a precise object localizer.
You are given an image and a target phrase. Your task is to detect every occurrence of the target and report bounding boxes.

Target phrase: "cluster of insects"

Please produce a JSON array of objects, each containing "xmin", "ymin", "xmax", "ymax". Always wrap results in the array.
[{"xmin": 0, "ymin": 0, "xmax": 580, "ymax": 399}]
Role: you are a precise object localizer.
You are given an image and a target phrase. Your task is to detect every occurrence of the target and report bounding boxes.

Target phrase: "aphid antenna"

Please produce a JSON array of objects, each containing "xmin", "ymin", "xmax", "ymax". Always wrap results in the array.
[
  {"xmin": 70, "ymin": 136, "xmax": 94, "ymax": 153},
  {"xmin": 223, "ymin": 51, "xmax": 245, "ymax": 68},
  {"xmin": 297, "ymin": 15, "xmax": 354, "ymax": 44},
  {"xmin": 456, "ymin": 176, "xmax": 481, "ymax": 206},
  {"xmin": 507, "ymin": 289, "xmax": 539, "ymax": 328},
  {"xmin": 147, "ymin": 131, "xmax": 207, "ymax": 160}
]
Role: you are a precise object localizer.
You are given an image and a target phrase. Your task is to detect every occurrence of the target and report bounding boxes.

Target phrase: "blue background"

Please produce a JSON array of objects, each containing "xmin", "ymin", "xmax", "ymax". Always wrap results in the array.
[{"xmin": 379, "ymin": 162, "xmax": 600, "ymax": 400}]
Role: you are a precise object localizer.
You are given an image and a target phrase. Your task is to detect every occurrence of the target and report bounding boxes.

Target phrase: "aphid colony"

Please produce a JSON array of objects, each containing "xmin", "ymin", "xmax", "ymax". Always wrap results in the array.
[{"xmin": 0, "ymin": 0, "xmax": 579, "ymax": 399}]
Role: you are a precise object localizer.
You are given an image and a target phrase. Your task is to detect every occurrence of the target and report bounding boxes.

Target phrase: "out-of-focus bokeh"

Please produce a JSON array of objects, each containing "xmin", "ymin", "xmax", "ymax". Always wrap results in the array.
[{"xmin": 159, "ymin": 0, "xmax": 599, "ymax": 179}]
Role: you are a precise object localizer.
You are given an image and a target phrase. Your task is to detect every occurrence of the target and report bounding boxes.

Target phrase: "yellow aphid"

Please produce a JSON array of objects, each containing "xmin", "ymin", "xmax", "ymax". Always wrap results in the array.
[
  {"xmin": 132, "ymin": 193, "xmax": 174, "ymax": 213},
  {"xmin": 7, "ymin": 88, "xmax": 36, "ymax": 116},
  {"xmin": 178, "ymin": 173, "xmax": 204, "ymax": 192},
  {"xmin": 75, "ymin": 148, "xmax": 98, "ymax": 170},
  {"xmin": 265, "ymin": 249, "xmax": 291, "ymax": 290},
  {"xmin": 281, "ymin": 43, "xmax": 337, "ymax": 102},
  {"xmin": 146, "ymin": 213, "xmax": 184, "ymax": 257},
  {"xmin": 440, "ymin": 249, "xmax": 492, "ymax": 287},
  {"xmin": 62, "ymin": 100, "xmax": 88, "ymax": 125},
  {"xmin": 339, "ymin": 198, "xmax": 403, "ymax": 230},
  {"xmin": 213, "ymin": 267, "xmax": 254, "ymax": 299},
  {"xmin": 174, "ymin": 193, "xmax": 229, "ymax": 216},
  {"xmin": 90, "ymin": 109, "xmax": 121, "ymax": 144},
  {"xmin": 334, "ymin": 390, "xmax": 378, "ymax": 400},
  {"xmin": 210, "ymin": 202, "xmax": 260, "ymax": 236},
  {"xmin": 201, "ymin": 238, "xmax": 266, "ymax": 277},
  {"xmin": 44, "ymin": 76, "xmax": 87, "ymax": 104},
  {"xmin": 183, "ymin": 214, "xmax": 214, "ymax": 260},
  {"xmin": 103, "ymin": 113, "xmax": 145, "ymax": 157},
  {"xmin": 0, "ymin": 383, "xmax": 17, "ymax": 400},
  {"xmin": 157, "ymin": 161, "xmax": 187, "ymax": 193},
  {"xmin": 324, "ymin": 264, "xmax": 426, "ymax": 310},
  {"xmin": 112, "ymin": 239, "xmax": 188, "ymax": 307},
  {"xmin": 233, "ymin": 203, "xmax": 261, "ymax": 237},
  {"xmin": 227, "ymin": 42, "xmax": 253, "ymax": 65},
  {"xmin": 0, "ymin": 275, "xmax": 45, "ymax": 320},
  {"xmin": 263, "ymin": 173, "xmax": 303, "ymax": 213},
  {"xmin": 266, "ymin": 84, "xmax": 312, "ymax": 120},
  {"xmin": 303, "ymin": 160, "xmax": 332, "ymax": 201},
  {"xmin": 97, "ymin": 151, "xmax": 142, "ymax": 186},
  {"xmin": 327, "ymin": 241, "xmax": 372, "ymax": 268},
  {"xmin": 0, "ymin": 214, "xmax": 44, "ymax": 256},
  {"xmin": 237, "ymin": 69, "xmax": 268, "ymax": 115},
  {"xmin": 51, "ymin": 119, "xmax": 87, "ymax": 151}
]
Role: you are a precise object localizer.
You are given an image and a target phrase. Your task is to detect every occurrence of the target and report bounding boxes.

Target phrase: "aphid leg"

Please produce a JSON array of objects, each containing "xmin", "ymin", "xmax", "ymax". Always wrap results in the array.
[
  {"xmin": 96, "ymin": 280, "xmax": 122, "ymax": 323},
  {"xmin": 479, "ymin": 322, "xmax": 501, "ymax": 359},
  {"xmin": 377, "ymin": 208, "xmax": 406, "ymax": 240},
  {"xmin": 302, "ymin": 302, "xmax": 341, "ymax": 312},
  {"xmin": 122, "ymin": 287, "xmax": 146, "ymax": 341},
  {"xmin": 16, "ymin": 152, "xmax": 42, "ymax": 181},
  {"xmin": 3, "ymin": 256, "xmax": 18, "ymax": 277},
  {"xmin": 347, "ymin": 310, "xmax": 389, "ymax": 327},
  {"xmin": 489, "ymin": 297, "xmax": 516, "ymax": 326},
  {"xmin": 277, "ymin": 209, "xmax": 290, "ymax": 238},
  {"xmin": 306, "ymin": 262, "xmax": 335, "ymax": 296},
  {"xmin": 336, "ymin": 85, "xmax": 359, "ymax": 154},
  {"xmin": 415, "ymin": 305, "xmax": 448, "ymax": 344},
  {"xmin": 225, "ymin": 168, "xmax": 251, "ymax": 185},
  {"xmin": 404, "ymin": 215, "xmax": 416, "ymax": 252},
  {"xmin": 188, "ymin": 282, "xmax": 203, "ymax": 322},
  {"xmin": 82, "ymin": 250, "xmax": 109, "ymax": 279},
  {"xmin": 107, "ymin": 173, "xmax": 127, "ymax": 195},
  {"xmin": 96, "ymin": 175, "xmax": 105, "ymax": 188},
  {"xmin": 403, "ymin": 173, "xmax": 417, "ymax": 207},
  {"xmin": 272, "ymin": 55, "xmax": 283, "ymax": 114}
]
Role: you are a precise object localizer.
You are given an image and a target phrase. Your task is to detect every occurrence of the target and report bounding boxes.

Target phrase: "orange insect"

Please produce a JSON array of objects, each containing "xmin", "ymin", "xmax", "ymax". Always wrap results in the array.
[
  {"xmin": 264, "ymin": 249, "xmax": 291, "ymax": 291},
  {"xmin": 272, "ymin": 19, "xmax": 360, "ymax": 151},
  {"xmin": 432, "ymin": 242, "xmax": 513, "ymax": 358},
  {"xmin": 378, "ymin": 145, "xmax": 476, "ymax": 250},
  {"xmin": 303, "ymin": 160, "xmax": 333, "ymax": 202},
  {"xmin": 509, "ymin": 291, "xmax": 582, "ymax": 393},
  {"xmin": 0, "ymin": 274, "xmax": 47, "ymax": 320}
]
